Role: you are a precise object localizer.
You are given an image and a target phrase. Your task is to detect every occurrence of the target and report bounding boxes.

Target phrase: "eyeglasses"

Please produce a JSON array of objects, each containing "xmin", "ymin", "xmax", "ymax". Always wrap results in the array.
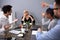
[{"xmin": 53, "ymin": 8, "xmax": 60, "ymax": 10}]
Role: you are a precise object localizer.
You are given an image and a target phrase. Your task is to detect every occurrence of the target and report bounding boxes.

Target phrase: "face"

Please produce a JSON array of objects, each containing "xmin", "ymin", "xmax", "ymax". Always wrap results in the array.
[
  {"xmin": 24, "ymin": 13, "xmax": 29, "ymax": 16},
  {"xmin": 45, "ymin": 13, "xmax": 51, "ymax": 19},
  {"xmin": 7, "ymin": 9, "xmax": 12, "ymax": 15},
  {"xmin": 53, "ymin": 2, "xmax": 58, "ymax": 17},
  {"xmin": 53, "ymin": 3, "xmax": 60, "ymax": 18}
]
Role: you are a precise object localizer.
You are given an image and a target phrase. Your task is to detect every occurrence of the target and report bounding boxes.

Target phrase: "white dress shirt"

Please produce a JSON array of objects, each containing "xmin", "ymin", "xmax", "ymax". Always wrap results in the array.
[{"xmin": 0, "ymin": 14, "xmax": 9, "ymax": 33}]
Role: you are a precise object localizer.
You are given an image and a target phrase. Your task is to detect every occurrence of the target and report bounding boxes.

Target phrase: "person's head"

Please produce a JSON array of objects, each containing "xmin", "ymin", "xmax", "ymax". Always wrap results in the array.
[
  {"xmin": 2, "ymin": 5, "xmax": 12, "ymax": 16},
  {"xmin": 53, "ymin": 0, "xmax": 60, "ymax": 18},
  {"xmin": 23, "ymin": 10, "xmax": 29, "ymax": 16},
  {"xmin": 45, "ymin": 8, "xmax": 54, "ymax": 19}
]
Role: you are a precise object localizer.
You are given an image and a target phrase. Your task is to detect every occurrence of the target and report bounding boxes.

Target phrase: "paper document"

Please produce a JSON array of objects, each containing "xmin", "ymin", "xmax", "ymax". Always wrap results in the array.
[
  {"xmin": 17, "ymin": 34, "xmax": 23, "ymax": 37},
  {"xmin": 32, "ymin": 31, "xmax": 37, "ymax": 35},
  {"xmin": 42, "ymin": 31, "xmax": 47, "ymax": 33},
  {"xmin": 32, "ymin": 30, "xmax": 47, "ymax": 35},
  {"xmin": 9, "ymin": 30, "xmax": 21, "ymax": 34}
]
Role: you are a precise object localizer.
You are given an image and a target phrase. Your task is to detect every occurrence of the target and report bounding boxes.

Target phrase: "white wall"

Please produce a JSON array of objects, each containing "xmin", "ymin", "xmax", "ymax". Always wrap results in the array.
[{"xmin": 0, "ymin": 0, "xmax": 54, "ymax": 26}]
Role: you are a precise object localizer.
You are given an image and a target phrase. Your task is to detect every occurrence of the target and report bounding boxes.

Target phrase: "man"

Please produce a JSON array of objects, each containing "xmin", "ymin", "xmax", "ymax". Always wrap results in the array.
[
  {"xmin": 36, "ymin": 0, "xmax": 60, "ymax": 40},
  {"xmin": 0, "ymin": 5, "xmax": 18, "ymax": 40}
]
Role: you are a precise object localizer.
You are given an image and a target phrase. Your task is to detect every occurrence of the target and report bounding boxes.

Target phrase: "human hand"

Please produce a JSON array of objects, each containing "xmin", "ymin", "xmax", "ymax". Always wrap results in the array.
[
  {"xmin": 28, "ymin": 15, "xmax": 31, "ymax": 17},
  {"xmin": 13, "ymin": 19, "xmax": 18, "ymax": 22},
  {"xmin": 42, "ymin": 13, "xmax": 45, "ymax": 18},
  {"xmin": 37, "ymin": 28, "xmax": 42, "ymax": 32},
  {"xmin": 4, "ymin": 25, "xmax": 10, "ymax": 30},
  {"xmin": 19, "ymin": 24, "xmax": 23, "ymax": 28},
  {"xmin": 23, "ymin": 13, "xmax": 26, "ymax": 17}
]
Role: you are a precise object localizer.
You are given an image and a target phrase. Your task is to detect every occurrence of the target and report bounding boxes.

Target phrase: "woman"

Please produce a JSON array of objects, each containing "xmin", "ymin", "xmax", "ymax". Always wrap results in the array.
[
  {"xmin": 21, "ymin": 10, "xmax": 35, "ymax": 25},
  {"xmin": 42, "ymin": 8, "xmax": 57, "ymax": 30}
]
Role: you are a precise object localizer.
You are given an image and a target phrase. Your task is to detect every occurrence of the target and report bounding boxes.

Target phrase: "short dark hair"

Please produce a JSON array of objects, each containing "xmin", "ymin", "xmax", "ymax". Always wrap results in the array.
[
  {"xmin": 2, "ymin": 5, "xmax": 12, "ymax": 14},
  {"xmin": 55, "ymin": 0, "xmax": 60, "ymax": 5},
  {"xmin": 46, "ymin": 8, "xmax": 54, "ymax": 18}
]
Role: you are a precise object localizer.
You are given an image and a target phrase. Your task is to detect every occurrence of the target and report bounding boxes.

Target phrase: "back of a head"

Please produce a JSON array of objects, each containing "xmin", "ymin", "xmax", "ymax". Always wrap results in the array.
[
  {"xmin": 2, "ymin": 5, "xmax": 12, "ymax": 14},
  {"xmin": 46, "ymin": 8, "xmax": 54, "ymax": 18}
]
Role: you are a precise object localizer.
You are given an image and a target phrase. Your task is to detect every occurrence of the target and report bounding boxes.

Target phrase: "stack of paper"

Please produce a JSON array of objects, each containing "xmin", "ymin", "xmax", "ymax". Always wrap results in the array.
[
  {"xmin": 9, "ymin": 30, "xmax": 21, "ymax": 34},
  {"xmin": 17, "ymin": 34, "xmax": 23, "ymax": 37}
]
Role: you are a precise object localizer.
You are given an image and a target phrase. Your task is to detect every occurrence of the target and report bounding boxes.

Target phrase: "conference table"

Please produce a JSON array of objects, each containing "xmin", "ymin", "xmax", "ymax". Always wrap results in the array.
[{"xmin": 0, "ymin": 25, "xmax": 43, "ymax": 40}]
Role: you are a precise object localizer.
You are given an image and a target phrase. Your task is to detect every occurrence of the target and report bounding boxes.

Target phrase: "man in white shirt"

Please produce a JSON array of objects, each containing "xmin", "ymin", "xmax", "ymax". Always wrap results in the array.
[{"xmin": 0, "ymin": 5, "xmax": 18, "ymax": 40}]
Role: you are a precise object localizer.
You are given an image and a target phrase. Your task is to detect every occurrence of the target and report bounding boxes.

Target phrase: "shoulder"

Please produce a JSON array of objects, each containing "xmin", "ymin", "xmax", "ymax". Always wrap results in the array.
[
  {"xmin": 49, "ymin": 19, "xmax": 57, "ymax": 27},
  {"xmin": 51, "ymin": 19, "xmax": 57, "ymax": 24},
  {"xmin": 30, "ymin": 15, "xmax": 34, "ymax": 18},
  {"xmin": 0, "ymin": 17, "xmax": 8, "ymax": 22}
]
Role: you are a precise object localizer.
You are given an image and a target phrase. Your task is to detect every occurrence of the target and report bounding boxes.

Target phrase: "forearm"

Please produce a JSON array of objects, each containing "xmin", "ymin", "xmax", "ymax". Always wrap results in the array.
[
  {"xmin": 22, "ymin": 17, "xmax": 25, "ymax": 21},
  {"xmin": 30, "ymin": 17, "xmax": 34, "ymax": 22},
  {"xmin": 43, "ymin": 2, "xmax": 53, "ymax": 8},
  {"xmin": 9, "ymin": 21, "xmax": 15, "ymax": 24},
  {"xmin": 42, "ymin": 18, "xmax": 50, "ymax": 25}
]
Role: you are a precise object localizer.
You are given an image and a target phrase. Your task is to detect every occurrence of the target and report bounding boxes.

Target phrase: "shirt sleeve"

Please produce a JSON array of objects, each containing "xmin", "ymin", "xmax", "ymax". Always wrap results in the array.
[
  {"xmin": 0, "ymin": 18, "xmax": 9, "ymax": 32},
  {"xmin": 36, "ymin": 32, "xmax": 43, "ymax": 40},
  {"xmin": 0, "ymin": 20, "xmax": 5, "ymax": 32},
  {"xmin": 36, "ymin": 25, "xmax": 60, "ymax": 40},
  {"xmin": 48, "ymin": 19, "xmax": 57, "ymax": 30},
  {"xmin": 42, "ymin": 18, "xmax": 50, "ymax": 25}
]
